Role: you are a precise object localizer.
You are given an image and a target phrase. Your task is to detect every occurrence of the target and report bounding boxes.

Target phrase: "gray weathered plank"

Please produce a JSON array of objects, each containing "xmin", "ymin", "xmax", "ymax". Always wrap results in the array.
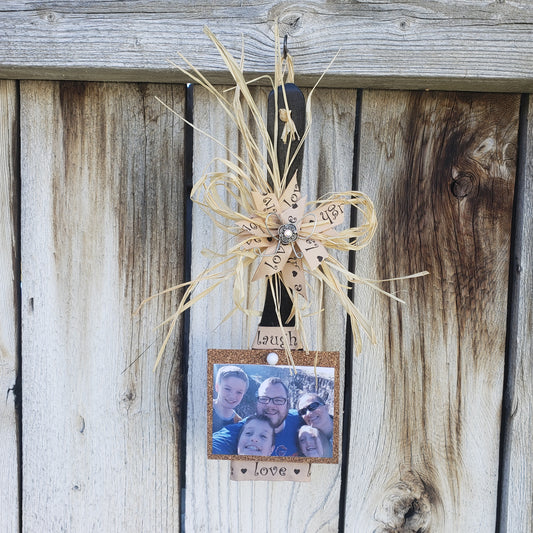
[
  {"xmin": 1, "ymin": 1, "xmax": 533, "ymax": 91},
  {"xmin": 20, "ymin": 80, "xmax": 185, "ymax": 531},
  {"xmin": 185, "ymin": 85, "xmax": 356, "ymax": 531},
  {"xmin": 0, "ymin": 79, "xmax": 19, "ymax": 533},
  {"xmin": 498, "ymin": 95, "xmax": 533, "ymax": 533},
  {"xmin": 345, "ymin": 90, "xmax": 519, "ymax": 531}
]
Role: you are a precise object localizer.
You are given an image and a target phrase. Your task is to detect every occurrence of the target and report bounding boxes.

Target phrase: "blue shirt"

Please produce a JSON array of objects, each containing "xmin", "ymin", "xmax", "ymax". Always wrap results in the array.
[
  {"xmin": 212, "ymin": 410, "xmax": 303, "ymax": 457},
  {"xmin": 212, "ymin": 408, "xmax": 241, "ymax": 433}
]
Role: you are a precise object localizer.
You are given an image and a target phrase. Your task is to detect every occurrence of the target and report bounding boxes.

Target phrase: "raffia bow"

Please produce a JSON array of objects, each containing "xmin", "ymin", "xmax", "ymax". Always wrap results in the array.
[{"xmin": 139, "ymin": 27, "xmax": 428, "ymax": 369}]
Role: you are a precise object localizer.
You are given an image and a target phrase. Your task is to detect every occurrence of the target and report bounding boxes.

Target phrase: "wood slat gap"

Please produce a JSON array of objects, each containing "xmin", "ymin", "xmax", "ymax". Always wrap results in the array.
[
  {"xmin": 496, "ymin": 93, "xmax": 532, "ymax": 533},
  {"xmin": 0, "ymin": 78, "xmax": 21, "ymax": 533}
]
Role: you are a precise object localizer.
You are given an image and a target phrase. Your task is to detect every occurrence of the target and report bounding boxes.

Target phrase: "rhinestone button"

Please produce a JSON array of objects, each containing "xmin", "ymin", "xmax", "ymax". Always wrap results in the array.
[{"xmin": 278, "ymin": 223, "xmax": 298, "ymax": 245}]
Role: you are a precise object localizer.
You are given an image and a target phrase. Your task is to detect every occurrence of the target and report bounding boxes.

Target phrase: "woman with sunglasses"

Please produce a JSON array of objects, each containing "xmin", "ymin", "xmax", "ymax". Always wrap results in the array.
[{"xmin": 297, "ymin": 393, "xmax": 334, "ymax": 448}]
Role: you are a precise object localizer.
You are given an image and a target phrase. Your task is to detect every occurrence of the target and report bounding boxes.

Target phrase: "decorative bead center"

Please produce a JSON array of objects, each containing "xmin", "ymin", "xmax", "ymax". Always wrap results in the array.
[{"xmin": 278, "ymin": 223, "xmax": 298, "ymax": 245}]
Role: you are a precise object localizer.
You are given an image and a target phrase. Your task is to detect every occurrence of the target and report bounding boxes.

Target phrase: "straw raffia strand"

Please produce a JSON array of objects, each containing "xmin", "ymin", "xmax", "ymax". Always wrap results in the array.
[{"xmin": 138, "ymin": 26, "xmax": 428, "ymax": 370}]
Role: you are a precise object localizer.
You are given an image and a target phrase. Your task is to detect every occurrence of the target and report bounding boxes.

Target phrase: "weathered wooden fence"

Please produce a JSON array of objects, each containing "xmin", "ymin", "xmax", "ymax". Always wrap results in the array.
[{"xmin": 1, "ymin": 3, "xmax": 533, "ymax": 532}]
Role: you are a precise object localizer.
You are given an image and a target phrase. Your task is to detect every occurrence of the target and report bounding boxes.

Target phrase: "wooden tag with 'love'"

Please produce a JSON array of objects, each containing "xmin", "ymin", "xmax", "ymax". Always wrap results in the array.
[{"xmin": 230, "ymin": 460, "xmax": 312, "ymax": 482}]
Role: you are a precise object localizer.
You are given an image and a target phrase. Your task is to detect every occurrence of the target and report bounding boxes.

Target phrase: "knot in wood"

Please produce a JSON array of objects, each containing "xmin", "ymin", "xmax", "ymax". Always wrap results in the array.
[
  {"xmin": 119, "ymin": 388, "xmax": 137, "ymax": 412},
  {"xmin": 278, "ymin": 14, "xmax": 303, "ymax": 36},
  {"xmin": 451, "ymin": 172, "xmax": 474, "ymax": 198},
  {"xmin": 374, "ymin": 470, "xmax": 432, "ymax": 532},
  {"xmin": 41, "ymin": 10, "xmax": 58, "ymax": 23}
]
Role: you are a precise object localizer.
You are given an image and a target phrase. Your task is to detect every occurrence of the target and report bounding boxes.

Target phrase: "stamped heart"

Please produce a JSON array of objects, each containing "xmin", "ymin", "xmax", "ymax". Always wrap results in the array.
[
  {"xmin": 294, "ymin": 469, "xmax": 300, "ymax": 475},
  {"xmin": 241, "ymin": 468, "xmax": 247, "ymax": 474},
  {"xmin": 292, "ymin": 270, "xmax": 298, "ymax": 277},
  {"xmin": 317, "ymin": 256, "xmax": 324, "ymax": 262}
]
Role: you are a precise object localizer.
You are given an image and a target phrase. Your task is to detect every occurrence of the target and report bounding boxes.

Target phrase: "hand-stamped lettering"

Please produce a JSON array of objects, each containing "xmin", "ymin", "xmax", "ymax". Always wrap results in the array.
[
  {"xmin": 263, "ymin": 195, "xmax": 276, "ymax": 212},
  {"xmin": 319, "ymin": 203, "xmax": 344, "ymax": 225},
  {"xmin": 230, "ymin": 461, "xmax": 312, "ymax": 482},
  {"xmin": 230, "ymin": 461, "xmax": 309, "ymax": 482},
  {"xmin": 305, "ymin": 238, "xmax": 319, "ymax": 251},
  {"xmin": 241, "ymin": 221, "xmax": 258, "ymax": 232},
  {"xmin": 252, "ymin": 327, "xmax": 301, "ymax": 350}
]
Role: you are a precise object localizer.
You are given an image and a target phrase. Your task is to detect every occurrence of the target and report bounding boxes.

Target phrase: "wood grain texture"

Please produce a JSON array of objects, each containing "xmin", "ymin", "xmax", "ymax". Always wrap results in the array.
[
  {"xmin": 498, "ymin": 95, "xmax": 533, "ymax": 533},
  {"xmin": 345, "ymin": 90, "xmax": 519, "ymax": 531},
  {"xmin": 185, "ymin": 85, "xmax": 356, "ymax": 532},
  {"xmin": 1, "ymin": 1, "xmax": 533, "ymax": 91},
  {"xmin": 20, "ymin": 80, "xmax": 185, "ymax": 531},
  {"xmin": 0, "ymin": 79, "xmax": 19, "ymax": 533}
]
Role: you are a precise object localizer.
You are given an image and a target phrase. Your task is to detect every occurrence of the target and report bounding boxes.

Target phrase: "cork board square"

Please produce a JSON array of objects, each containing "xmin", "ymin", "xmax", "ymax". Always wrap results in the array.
[{"xmin": 208, "ymin": 349, "xmax": 340, "ymax": 464}]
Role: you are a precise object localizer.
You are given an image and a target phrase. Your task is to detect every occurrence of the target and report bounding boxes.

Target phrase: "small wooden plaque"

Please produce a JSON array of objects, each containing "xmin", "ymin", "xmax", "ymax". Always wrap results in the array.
[
  {"xmin": 230, "ymin": 460, "xmax": 312, "ymax": 482},
  {"xmin": 251, "ymin": 326, "xmax": 302, "ymax": 350}
]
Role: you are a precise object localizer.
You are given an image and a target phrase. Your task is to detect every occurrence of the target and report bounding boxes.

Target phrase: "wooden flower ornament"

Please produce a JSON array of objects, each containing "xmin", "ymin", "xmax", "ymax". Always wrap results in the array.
[{"xmin": 235, "ymin": 175, "xmax": 373, "ymax": 295}]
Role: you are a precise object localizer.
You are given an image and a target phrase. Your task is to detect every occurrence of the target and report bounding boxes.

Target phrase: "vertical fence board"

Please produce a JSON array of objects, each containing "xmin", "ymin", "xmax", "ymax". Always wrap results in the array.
[
  {"xmin": 345, "ymin": 90, "xmax": 519, "ymax": 531},
  {"xmin": 0, "ymin": 79, "xmax": 19, "ymax": 533},
  {"xmin": 499, "ymin": 95, "xmax": 533, "ymax": 532},
  {"xmin": 185, "ymin": 86, "xmax": 356, "ymax": 532},
  {"xmin": 20, "ymin": 81, "xmax": 185, "ymax": 531}
]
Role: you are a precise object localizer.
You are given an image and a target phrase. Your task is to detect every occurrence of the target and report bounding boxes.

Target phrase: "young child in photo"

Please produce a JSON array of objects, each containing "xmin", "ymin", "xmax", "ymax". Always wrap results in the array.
[
  {"xmin": 213, "ymin": 366, "xmax": 249, "ymax": 432},
  {"xmin": 236, "ymin": 415, "xmax": 275, "ymax": 457},
  {"xmin": 298, "ymin": 425, "xmax": 332, "ymax": 458}
]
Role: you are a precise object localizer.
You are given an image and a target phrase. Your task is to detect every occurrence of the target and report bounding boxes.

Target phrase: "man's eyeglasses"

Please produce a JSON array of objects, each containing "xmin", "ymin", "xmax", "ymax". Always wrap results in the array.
[
  {"xmin": 298, "ymin": 401, "xmax": 324, "ymax": 417},
  {"xmin": 257, "ymin": 396, "xmax": 287, "ymax": 405}
]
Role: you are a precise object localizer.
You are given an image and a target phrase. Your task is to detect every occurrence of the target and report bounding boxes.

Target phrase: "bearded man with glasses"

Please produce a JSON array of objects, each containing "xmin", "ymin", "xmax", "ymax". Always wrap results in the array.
[{"xmin": 212, "ymin": 377, "xmax": 303, "ymax": 456}]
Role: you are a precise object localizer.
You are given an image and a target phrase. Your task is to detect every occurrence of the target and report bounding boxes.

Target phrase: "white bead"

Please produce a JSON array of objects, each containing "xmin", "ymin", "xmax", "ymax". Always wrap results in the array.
[{"xmin": 266, "ymin": 352, "xmax": 279, "ymax": 365}]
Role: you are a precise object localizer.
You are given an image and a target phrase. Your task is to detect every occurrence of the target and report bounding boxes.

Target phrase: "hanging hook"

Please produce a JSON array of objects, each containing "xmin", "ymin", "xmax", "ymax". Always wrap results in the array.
[{"xmin": 283, "ymin": 34, "xmax": 289, "ymax": 59}]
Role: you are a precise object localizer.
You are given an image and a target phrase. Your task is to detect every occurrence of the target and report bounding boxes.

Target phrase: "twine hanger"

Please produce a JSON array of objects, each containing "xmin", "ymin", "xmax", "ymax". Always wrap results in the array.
[{"xmin": 278, "ymin": 34, "xmax": 299, "ymax": 143}]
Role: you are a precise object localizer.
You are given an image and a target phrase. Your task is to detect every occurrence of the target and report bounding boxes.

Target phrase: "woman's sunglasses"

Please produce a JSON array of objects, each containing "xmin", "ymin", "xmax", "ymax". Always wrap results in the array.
[{"xmin": 298, "ymin": 401, "xmax": 324, "ymax": 417}]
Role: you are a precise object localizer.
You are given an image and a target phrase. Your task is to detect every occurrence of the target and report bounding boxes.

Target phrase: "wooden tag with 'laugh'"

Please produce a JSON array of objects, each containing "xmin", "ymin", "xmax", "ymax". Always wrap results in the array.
[{"xmin": 251, "ymin": 325, "xmax": 302, "ymax": 350}]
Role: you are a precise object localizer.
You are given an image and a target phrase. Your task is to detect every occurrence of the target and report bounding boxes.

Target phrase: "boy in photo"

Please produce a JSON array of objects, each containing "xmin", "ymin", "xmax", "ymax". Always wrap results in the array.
[
  {"xmin": 213, "ymin": 366, "xmax": 249, "ymax": 432},
  {"xmin": 236, "ymin": 415, "xmax": 275, "ymax": 457}
]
